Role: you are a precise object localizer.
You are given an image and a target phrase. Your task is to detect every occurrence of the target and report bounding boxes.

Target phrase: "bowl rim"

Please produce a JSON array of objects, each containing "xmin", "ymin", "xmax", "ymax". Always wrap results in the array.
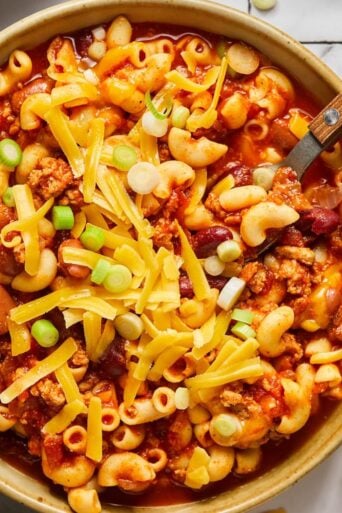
[{"xmin": 0, "ymin": 1, "xmax": 341, "ymax": 513}]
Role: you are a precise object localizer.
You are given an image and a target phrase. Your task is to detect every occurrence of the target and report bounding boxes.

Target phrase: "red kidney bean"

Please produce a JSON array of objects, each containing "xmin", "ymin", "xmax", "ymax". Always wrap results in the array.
[
  {"xmin": 179, "ymin": 274, "xmax": 228, "ymax": 298},
  {"xmin": 299, "ymin": 208, "xmax": 339, "ymax": 235},
  {"xmin": 97, "ymin": 338, "xmax": 126, "ymax": 378},
  {"xmin": 192, "ymin": 226, "xmax": 232, "ymax": 258},
  {"xmin": 11, "ymin": 77, "xmax": 54, "ymax": 113}
]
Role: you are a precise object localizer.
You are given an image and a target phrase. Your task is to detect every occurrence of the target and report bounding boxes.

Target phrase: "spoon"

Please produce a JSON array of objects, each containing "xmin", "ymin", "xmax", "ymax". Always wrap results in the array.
[{"xmin": 251, "ymin": 92, "xmax": 342, "ymax": 257}]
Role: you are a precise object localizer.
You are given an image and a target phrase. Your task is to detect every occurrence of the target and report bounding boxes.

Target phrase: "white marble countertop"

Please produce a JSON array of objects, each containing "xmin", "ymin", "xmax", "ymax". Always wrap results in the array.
[{"xmin": 0, "ymin": 1, "xmax": 341, "ymax": 512}]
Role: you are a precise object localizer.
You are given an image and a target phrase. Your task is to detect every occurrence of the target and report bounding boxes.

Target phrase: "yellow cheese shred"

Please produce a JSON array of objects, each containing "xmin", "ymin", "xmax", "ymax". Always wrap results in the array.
[
  {"xmin": 86, "ymin": 396, "xmax": 103, "ymax": 462},
  {"xmin": 114, "ymin": 245, "xmax": 145, "ymax": 277},
  {"xmin": 93, "ymin": 320, "xmax": 116, "ymax": 362},
  {"xmin": 184, "ymin": 168, "xmax": 207, "ymax": 215},
  {"xmin": 192, "ymin": 311, "xmax": 231, "ymax": 360},
  {"xmin": 71, "ymin": 210, "xmax": 87, "ymax": 238},
  {"xmin": 140, "ymin": 129, "xmax": 160, "ymax": 166},
  {"xmin": 1, "ymin": 197, "xmax": 54, "ymax": 249},
  {"xmin": 148, "ymin": 345, "xmax": 189, "ymax": 382},
  {"xmin": 55, "ymin": 363, "xmax": 82, "ymax": 403},
  {"xmin": 51, "ymin": 83, "xmax": 98, "ymax": 107},
  {"xmin": 82, "ymin": 205, "xmax": 109, "ymax": 230},
  {"xmin": 96, "ymin": 165, "xmax": 127, "ymax": 222},
  {"xmin": 42, "ymin": 399, "xmax": 86, "ymax": 434},
  {"xmin": 10, "ymin": 287, "xmax": 92, "ymax": 324},
  {"xmin": 83, "ymin": 118, "xmax": 105, "ymax": 203},
  {"xmin": 12, "ymin": 185, "xmax": 40, "ymax": 276},
  {"xmin": 108, "ymin": 172, "xmax": 154, "ymax": 239},
  {"xmin": 64, "ymin": 297, "xmax": 117, "ymax": 320},
  {"xmin": 177, "ymin": 222, "xmax": 210, "ymax": 301},
  {"xmin": 8, "ymin": 319, "xmax": 31, "ymax": 357},
  {"xmin": 62, "ymin": 245, "xmax": 114, "ymax": 269},
  {"xmin": 0, "ymin": 338, "xmax": 78, "ymax": 404},
  {"xmin": 165, "ymin": 66, "xmax": 220, "ymax": 93},
  {"xmin": 124, "ymin": 362, "xmax": 144, "ymax": 407},
  {"xmin": 289, "ymin": 110, "xmax": 309, "ymax": 140},
  {"xmin": 186, "ymin": 358, "xmax": 263, "ymax": 390},
  {"xmin": 186, "ymin": 57, "xmax": 228, "ymax": 132},
  {"xmin": 45, "ymin": 106, "xmax": 85, "ymax": 177},
  {"xmin": 185, "ymin": 447, "xmax": 210, "ymax": 489}
]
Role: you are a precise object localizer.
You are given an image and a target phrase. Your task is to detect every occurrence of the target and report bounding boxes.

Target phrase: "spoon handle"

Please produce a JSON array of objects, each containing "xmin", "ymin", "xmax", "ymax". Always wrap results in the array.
[{"xmin": 309, "ymin": 92, "xmax": 342, "ymax": 145}]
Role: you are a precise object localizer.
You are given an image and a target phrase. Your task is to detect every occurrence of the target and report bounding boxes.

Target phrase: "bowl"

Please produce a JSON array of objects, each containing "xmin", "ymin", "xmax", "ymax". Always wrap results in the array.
[{"xmin": 0, "ymin": 1, "xmax": 341, "ymax": 512}]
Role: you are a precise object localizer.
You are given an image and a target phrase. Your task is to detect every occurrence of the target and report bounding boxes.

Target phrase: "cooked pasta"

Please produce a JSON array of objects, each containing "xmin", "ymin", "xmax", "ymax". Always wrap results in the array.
[{"xmin": 0, "ymin": 14, "xmax": 340, "ymax": 513}]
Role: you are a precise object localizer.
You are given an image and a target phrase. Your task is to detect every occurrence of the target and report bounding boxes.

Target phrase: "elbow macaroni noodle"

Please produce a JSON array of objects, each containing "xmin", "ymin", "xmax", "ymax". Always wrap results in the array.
[{"xmin": 0, "ymin": 14, "xmax": 340, "ymax": 513}]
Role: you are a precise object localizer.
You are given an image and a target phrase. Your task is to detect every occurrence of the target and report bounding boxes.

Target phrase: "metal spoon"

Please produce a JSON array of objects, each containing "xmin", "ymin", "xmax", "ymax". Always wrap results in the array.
[{"xmin": 251, "ymin": 92, "xmax": 342, "ymax": 257}]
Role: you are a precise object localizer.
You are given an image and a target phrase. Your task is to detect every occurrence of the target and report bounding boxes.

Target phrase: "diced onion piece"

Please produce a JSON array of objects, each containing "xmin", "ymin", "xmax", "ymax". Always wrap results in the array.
[
  {"xmin": 83, "ymin": 68, "xmax": 99, "ymax": 85},
  {"xmin": 231, "ymin": 308, "xmax": 254, "ymax": 324},
  {"xmin": 91, "ymin": 258, "xmax": 112, "ymax": 285},
  {"xmin": 175, "ymin": 387, "xmax": 190, "ymax": 410},
  {"xmin": 231, "ymin": 322, "xmax": 256, "ymax": 340},
  {"xmin": 31, "ymin": 319, "xmax": 59, "ymax": 348},
  {"xmin": 127, "ymin": 162, "xmax": 160, "ymax": 194},
  {"xmin": 52, "ymin": 206, "xmax": 75, "ymax": 230},
  {"xmin": 92, "ymin": 26, "xmax": 106, "ymax": 40},
  {"xmin": 0, "ymin": 138, "xmax": 22, "ymax": 168},
  {"xmin": 103, "ymin": 264, "xmax": 132, "ymax": 293},
  {"xmin": 253, "ymin": 166, "xmax": 275, "ymax": 191},
  {"xmin": 217, "ymin": 240, "xmax": 242, "ymax": 263},
  {"xmin": 80, "ymin": 225, "xmax": 105, "ymax": 251},
  {"xmin": 204, "ymin": 256, "xmax": 225, "ymax": 276},
  {"xmin": 217, "ymin": 277, "xmax": 246, "ymax": 311},
  {"xmin": 252, "ymin": 0, "xmax": 277, "ymax": 11},
  {"xmin": 2, "ymin": 187, "xmax": 15, "ymax": 207},
  {"xmin": 114, "ymin": 312, "xmax": 143, "ymax": 340},
  {"xmin": 171, "ymin": 106, "xmax": 190, "ymax": 129},
  {"xmin": 227, "ymin": 43, "xmax": 260, "ymax": 75},
  {"xmin": 142, "ymin": 111, "xmax": 169, "ymax": 137},
  {"xmin": 112, "ymin": 145, "xmax": 137, "ymax": 172}
]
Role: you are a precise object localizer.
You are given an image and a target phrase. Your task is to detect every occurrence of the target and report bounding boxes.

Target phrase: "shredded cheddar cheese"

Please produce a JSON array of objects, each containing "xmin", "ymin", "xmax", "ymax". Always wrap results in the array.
[
  {"xmin": 86, "ymin": 396, "xmax": 103, "ymax": 462},
  {"xmin": 55, "ymin": 363, "xmax": 83, "ymax": 403},
  {"xmin": 0, "ymin": 338, "xmax": 78, "ymax": 404},
  {"xmin": 42, "ymin": 399, "xmax": 86, "ymax": 434},
  {"xmin": 45, "ymin": 106, "xmax": 85, "ymax": 177}
]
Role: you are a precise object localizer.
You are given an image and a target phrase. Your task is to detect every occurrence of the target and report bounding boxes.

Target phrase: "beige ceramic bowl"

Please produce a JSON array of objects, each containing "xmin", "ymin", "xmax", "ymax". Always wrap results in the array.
[{"xmin": 0, "ymin": 1, "xmax": 341, "ymax": 512}]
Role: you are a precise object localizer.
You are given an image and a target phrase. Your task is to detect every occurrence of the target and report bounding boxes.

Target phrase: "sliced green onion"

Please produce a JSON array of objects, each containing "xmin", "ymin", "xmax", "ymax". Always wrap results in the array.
[
  {"xmin": 114, "ymin": 312, "xmax": 143, "ymax": 340},
  {"xmin": 127, "ymin": 162, "xmax": 160, "ymax": 194},
  {"xmin": 0, "ymin": 138, "xmax": 22, "ymax": 168},
  {"xmin": 2, "ymin": 187, "xmax": 15, "ymax": 207},
  {"xmin": 142, "ymin": 111, "xmax": 168, "ymax": 137},
  {"xmin": 211, "ymin": 414, "xmax": 238, "ymax": 438},
  {"xmin": 52, "ymin": 206, "xmax": 75, "ymax": 230},
  {"xmin": 217, "ymin": 277, "xmax": 246, "ymax": 311},
  {"xmin": 253, "ymin": 166, "xmax": 275, "ymax": 191},
  {"xmin": 231, "ymin": 321, "xmax": 256, "ymax": 340},
  {"xmin": 231, "ymin": 308, "xmax": 254, "ymax": 325},
  {"xmin": 204, "ymin": 255, "xmax": 225, "ymax": 276},
  {"xmin": 217, "ymin": 240, "xmax": 242, "ymax": 263},
  {"xmin": 171, "ymin": 105, "xmax": 190, "ymax": 129},
  {"xmin": 145, "ymin": 90, "xmax": 172, "ymax": 120},
  {"xmin": 103, "ymin": 264, "xmax": 132, "ymax": 293},
  {"xmin": 112, "ymin": 145, "xmax": 137, "ymax": 172},
  {"xmin": 31, "ymin": 319, "xmax": 59, "ymax": 348},
  {"xmin": 91, "ymin": 258, "xmax": 112, "ymax": 285},
  {"xmin": 80, "ymin": 225, "xmax": 105, "ymax": 252}
]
